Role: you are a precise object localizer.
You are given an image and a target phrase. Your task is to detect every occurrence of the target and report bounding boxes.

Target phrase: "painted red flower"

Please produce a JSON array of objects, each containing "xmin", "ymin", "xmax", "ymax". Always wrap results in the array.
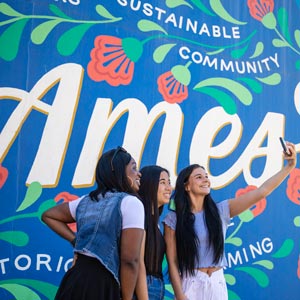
[
  {"xmin": 55, "ymin": 192, "xmax": 79, "ymax": 232},
  {"xmin": 0, "ymin": 164, "xmax": 8, "ymax": 189},
  {"xmin": 87, "ymin": 35, "xmax": 143, "ymax": 86},
  {"xmin": 235, "ymin": 185, "xmax": 267, "ymax": 217},
  {"xmin": 157, "ymin": 65, "xmax": 191, "ymax": 104},
  {"xmin": 247, "ymin": 0, "xmax": 276, "ymax": 29},
  {"xmin": 286, "ymin": 168, "xmax": 300, "ymax": 205}
]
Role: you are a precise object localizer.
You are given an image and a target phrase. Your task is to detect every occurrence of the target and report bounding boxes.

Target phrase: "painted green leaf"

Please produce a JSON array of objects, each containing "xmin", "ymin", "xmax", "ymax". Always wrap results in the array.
[
  {"xmin": 153, "ymin": 43, "xmax": 176, "ymax": 63},
  {"xmin": 194, "ymin": 77, "xmax": 252, "ymax": 105},
  {"xmin": 272, "ymin": 38, "xmax": 289, "ymax": 47},
  {"xmin": 224, "ymin": 273, "xmax": 236, "ymax": 285},
  {"xmin": 195, "ymin": 86, "xmax": 238, "ymax": 114},
  {"xmin": 0, "ymin": 283, "xmax": 41, "ymax": 300},
  {"xmin": 49, "ymin": 4, "xmax": 72, "ymax": 19},
  {"xmin": 37, "ymin": 199, "xmax": 56, "ymax": 220},
  {"xmin": 294, "ymin": 30, "xmax": 300, "ymax": 48},
  {"xmin": 0, "ymin": 231, "xmax": 29, "ymax": 246},
  {"xmin": 95, "ymin": 4, "xmax": 118, "ymax": 20},
  {"xmin": 228, "ymin": 289, "xmax": 241, "ymax": 300},
  {"xmin": 16, "ymin": 181, "xmax": 42, "ymax": 212},
  {"xmin": 190, "ymin": 0, "xmax": 215, "ymax": 16},
  {"xmin": 210, "ymin": 0, "xmax": 246, "ymax": 25},
  {"xmin": 31, "ymin": 20, "xmax": 62, "ymax": 45},
  {"xmin": 250, "ymin": 41, "xmax": 264, "ymax": 58},
  {"xmin": 57, "ymin": 23, "xmax": 93, "ymax": 56},
  {"xmin": 294, "ymin": 216, "xmax": 300, "ymax": 227},
  {"xmin": 238, "ymin": 209, "xmax": 254, "ymax": 222},
  {"xmin": 238, "ymin": 78, "xmax": 262, "ymax": 93},
  {"xmin": 226, "ymin": 237, "xmax": 242, "ymax": 246},
  {"xmin": 207, "ymin": 48, "xmax": 225, "ymax": 55},
  {"xmin": 277, "ymin": 8, "xmax": 291, "ymax": 44},
  {"xmin": 231, "ymin": 44, "xmax": 249, "ymax": 59},
  {"xmin": 0, "ymin": 3, "xmax": 22, "ymax": 17},
  {"xmin": 137, "ymin": 20, "xmax": 167, "ymax": 34},
  {"xmin": 0, "ymin": 18, "xmax": 29, "ymax": 61},
  {"xmin": 296, "ymin": 60, "xmax": 300, "ymax": 70},
  {"xmin": 194, "ymin": 86, "xmax": 237, "ymax": 115},
  {"xmin": 165, "ymin": 0, "xmax": 193, "ymax": 9},
  {"xmin": 2, "ymin": 279, "xmax": 58, "ymax": 299},
  {"xmin": 272, "ymin": 239, "xmax": 294, "ymax": 258},
  {"xmin": 256, "ymin": 73, "xmax": 281, "ymax": 85},
  {"xmin": 164, "ymin": 283, "xmax": 174, "ymax": 293},
  {"xmin": 235, "ymin": 266, "xmax": 269, "ymax": 287},
  {"xmin": 253, "ymin": 260, "xmax": 274, "ymax": 270}
]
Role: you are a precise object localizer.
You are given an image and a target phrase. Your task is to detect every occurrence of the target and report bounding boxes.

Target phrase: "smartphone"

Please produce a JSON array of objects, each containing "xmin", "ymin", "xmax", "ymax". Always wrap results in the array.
[{"xmin": 279, "ymin": 137, "xmax": 291, "ymax": 156}]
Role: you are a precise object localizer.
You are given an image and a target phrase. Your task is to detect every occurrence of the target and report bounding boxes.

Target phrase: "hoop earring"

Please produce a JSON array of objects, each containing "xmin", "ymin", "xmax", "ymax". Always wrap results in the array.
[{"xmin": 127, "ymin": 176, "xmax": 134, "ymax": 188}]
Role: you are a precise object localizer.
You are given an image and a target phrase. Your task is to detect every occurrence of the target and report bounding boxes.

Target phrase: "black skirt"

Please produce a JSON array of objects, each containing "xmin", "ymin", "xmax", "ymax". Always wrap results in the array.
[{"xmin": 55, "ymin": 253, "xmax": 120, "ymax": 300}]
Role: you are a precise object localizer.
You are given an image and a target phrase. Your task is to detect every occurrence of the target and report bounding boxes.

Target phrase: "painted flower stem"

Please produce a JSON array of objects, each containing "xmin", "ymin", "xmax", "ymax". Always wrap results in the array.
[
  {"xmin": 141, "ymin": 30, "xmax": 256, "ymax": 50},
  {"xmin": 274, "ymin": 28, "xmax": 300, "ymax": 55},
  {"xmin": 0, "ymin": 15, "xmax": 122, "ymax": 27},
  {"xmin": 0, "ymin": 212, "xmax": 38, "ymax": 225},
  {"xmin": 226, "ymin": 220, "xmax": 244, "ymax": 241}
]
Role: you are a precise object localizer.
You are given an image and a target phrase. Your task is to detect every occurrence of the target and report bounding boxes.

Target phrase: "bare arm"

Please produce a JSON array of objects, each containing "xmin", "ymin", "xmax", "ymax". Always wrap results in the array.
[
  {"xmin": 41, "ymin": 202, "xmax": 76, "ymax": 243},
  {"xmin": 120, "ymin": 228, "xmax": 144, "ymax": 300},
  {"xmin": 164, "ymin": 224, "xmax": 187, "ymax": 300},
  {"xmin": 229, "ymin": 142, "xmax": 297, "ymax": 217}
]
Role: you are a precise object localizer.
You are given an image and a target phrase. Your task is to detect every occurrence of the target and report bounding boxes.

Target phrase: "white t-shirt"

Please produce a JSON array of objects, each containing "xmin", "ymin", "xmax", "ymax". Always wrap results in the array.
[{"xmin": 69, "ymin": 194, "xmax": 144, "ymax": 229}]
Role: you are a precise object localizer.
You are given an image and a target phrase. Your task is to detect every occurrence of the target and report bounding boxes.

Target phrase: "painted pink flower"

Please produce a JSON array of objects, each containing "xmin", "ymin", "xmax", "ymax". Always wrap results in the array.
[
  {"xmin": 235, "ymin": 185, "xmax": 267, "ymax": 217},
  {"xmin": 55, "ymin": 192, "xmax": 79, "ymax": 232},
  {"xmin": 286, "ymin": 168, "xmax": 300, "ymax": 205},
  {"xmin": 87, "ymin": 35, "xmax": 143, "ymax": 86},
  {"xmin": 157, "ymin": 65, "xmax": 191, "ymax": 104},
  {"xmin": 0, "ymin": 164, "xmax": 8, "ymax": 189},
  {"xmin": 247, "ymin": 0, "xmax": 276, "ymax": 29}
]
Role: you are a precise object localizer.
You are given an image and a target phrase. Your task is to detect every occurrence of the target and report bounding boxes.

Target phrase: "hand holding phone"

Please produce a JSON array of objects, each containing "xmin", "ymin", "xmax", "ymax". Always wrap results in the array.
[{"xmin": 279, "ymin": 137, "xmax": 291, "ymax": 156}]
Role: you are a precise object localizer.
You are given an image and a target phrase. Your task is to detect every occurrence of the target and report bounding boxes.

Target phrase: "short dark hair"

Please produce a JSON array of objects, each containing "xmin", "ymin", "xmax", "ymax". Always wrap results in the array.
[{"xmin": 89, "ymin": 147, "xmax": 137, "ymax": 200}]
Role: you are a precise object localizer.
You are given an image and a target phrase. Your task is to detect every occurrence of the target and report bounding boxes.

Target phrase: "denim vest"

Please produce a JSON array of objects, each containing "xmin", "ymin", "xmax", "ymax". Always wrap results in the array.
[{"xmin": 74, "ymin": 191, "xmax": 127, "ymax": 285}]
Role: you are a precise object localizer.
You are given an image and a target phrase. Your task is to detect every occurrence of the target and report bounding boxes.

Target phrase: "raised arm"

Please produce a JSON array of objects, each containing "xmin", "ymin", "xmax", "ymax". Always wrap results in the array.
[
  {"xmin": 164, "ymin": 224, "xmax": 187, "ymax": 300},
  {"xmin": 229, "ymin": 141, "xmax": 297, "ymax": 218},
  {"xmin": 41, "ymin": 202, "xmax": 76, "ymax": 244}
]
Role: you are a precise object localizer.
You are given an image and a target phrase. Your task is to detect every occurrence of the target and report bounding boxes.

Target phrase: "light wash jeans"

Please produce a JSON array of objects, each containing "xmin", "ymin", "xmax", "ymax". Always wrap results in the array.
[{"xmin": 147, "ymin": 275, "xmax": 164, "ymax": 300}]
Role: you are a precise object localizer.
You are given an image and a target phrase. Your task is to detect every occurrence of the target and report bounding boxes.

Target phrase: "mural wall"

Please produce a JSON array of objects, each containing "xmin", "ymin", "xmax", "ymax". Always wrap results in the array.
[{"xmin": 0, "ymin": 0, "xmax": 300, "ymax": 299}]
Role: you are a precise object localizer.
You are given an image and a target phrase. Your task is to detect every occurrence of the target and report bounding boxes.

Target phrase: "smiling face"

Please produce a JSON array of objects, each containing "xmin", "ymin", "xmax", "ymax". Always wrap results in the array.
[
  {"xmin": 157, "ymin": 170, "xmax": 172, "ymax": 207},
  {"xmin": 185, "ymin": 166, "xmax": 211, "ymax": 197},
  {"xmin": 125, "ymin": 158, "xmax": 141, "ymax": 192}
]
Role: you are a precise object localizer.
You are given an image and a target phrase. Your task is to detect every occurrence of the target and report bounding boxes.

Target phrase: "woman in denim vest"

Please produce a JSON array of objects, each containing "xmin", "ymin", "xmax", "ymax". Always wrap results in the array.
[
  {"xmin": 163, "ymin": 141, "xmax": 297, "ymax": 300},
  {"xmin": 42, "ymin": 147, "xmax": 145, "ymax": 300},
  {"xmin": 135, "ymin": 165, "xmax": 172, "ymax": 300}
]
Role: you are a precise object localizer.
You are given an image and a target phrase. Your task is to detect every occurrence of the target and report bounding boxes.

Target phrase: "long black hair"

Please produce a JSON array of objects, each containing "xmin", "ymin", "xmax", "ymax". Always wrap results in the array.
[
  {"xmin": 89, "ymin": 147, "xmax": 138, "ymax": 200},
  {"xmin": 139, "ymin": 165, "xmax": 169, "ymax": 273},
  {"xmin": 174, "ymin": 164, "xmax": 224, "ymax": 276}
]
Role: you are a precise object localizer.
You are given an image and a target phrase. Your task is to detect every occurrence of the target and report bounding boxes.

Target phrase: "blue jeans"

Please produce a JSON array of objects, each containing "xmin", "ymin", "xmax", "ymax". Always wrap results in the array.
[
  {"xmin": 132, "ymin": 275, "xmax": 165, "ymax": 300},
  {"xmin": 147, "ymin": 275, "xmax": 164, "ymax": 300}
]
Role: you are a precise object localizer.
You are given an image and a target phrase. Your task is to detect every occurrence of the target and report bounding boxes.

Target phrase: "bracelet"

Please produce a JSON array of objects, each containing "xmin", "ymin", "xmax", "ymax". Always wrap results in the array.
[{"xmin": 70, "ymin": 237, "xmax": 76, "ymax": 247}]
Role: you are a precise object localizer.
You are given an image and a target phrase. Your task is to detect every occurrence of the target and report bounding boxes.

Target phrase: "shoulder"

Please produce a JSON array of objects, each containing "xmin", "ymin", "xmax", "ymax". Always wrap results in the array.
[
  {"xmin": 216, "ymin": 200, "xmax": 231, "ymax": 224},
  {"xmin": 162, "ymin": 210, "xmax": 177, "ymax": 230},
  {"xmin": 122, "ymin": 194, "xmax": 143, "ymax": 208}
]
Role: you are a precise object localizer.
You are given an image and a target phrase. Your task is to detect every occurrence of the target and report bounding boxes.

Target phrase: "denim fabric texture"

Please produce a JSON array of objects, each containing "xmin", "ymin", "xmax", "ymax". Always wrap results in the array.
[
  {"xmin": 147, "ymin": 275, "xmax": 164, "ymax": 300},
  {"xmin": 74, "ymin": 192, "xmax": 127, "ymax": 285}
]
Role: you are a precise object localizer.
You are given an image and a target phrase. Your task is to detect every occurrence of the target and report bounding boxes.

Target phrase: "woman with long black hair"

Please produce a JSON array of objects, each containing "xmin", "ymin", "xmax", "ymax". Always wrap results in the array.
[
  {"xmin": 135, "ymin": 165, "xmax": 172, "ymax": 300},
  {"xmin": 163, "ymin": 141, "xmax": 297, "ymax": 300}
]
